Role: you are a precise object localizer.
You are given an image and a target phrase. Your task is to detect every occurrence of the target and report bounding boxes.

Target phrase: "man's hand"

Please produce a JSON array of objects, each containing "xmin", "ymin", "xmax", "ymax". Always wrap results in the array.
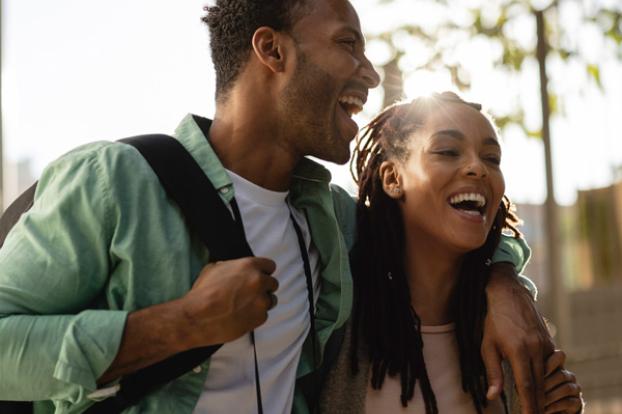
[
  {"xmin": 481, "ymin": 262, "xmax": 554, "ymax": 414},
  {"xmin": 99, "ymin": 257, "xmax": 278, "ymax": 385},
  {"xmin": 180, "ymin": 257, "xmax": 279, "ymax": 347}
]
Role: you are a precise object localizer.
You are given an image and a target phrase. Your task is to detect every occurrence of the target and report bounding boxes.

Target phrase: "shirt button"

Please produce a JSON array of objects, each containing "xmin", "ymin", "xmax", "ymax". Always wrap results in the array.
[
  {"xmin": 193, "ymin": 366, "xmax": 202, "ymax": 374},
  {"xmin": 220, "ymin": 187, "xmax": 230, "ymax": 194}
]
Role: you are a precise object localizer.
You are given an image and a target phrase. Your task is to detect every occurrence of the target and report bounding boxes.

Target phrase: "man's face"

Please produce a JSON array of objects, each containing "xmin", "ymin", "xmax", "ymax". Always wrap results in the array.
[{"xmin": 281, "ymin": 0, "xmax": 380, "ymax": 164}]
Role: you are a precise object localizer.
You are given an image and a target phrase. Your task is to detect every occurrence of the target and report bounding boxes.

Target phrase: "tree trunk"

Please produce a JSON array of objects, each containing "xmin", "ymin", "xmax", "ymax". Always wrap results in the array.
[
  {"xmin": 381, "ymin": 55, "xmax": 404, "ymax": 108},
  {"xmin": 535, "ymin": 9, "xmax": 570, "ymax": 349}
]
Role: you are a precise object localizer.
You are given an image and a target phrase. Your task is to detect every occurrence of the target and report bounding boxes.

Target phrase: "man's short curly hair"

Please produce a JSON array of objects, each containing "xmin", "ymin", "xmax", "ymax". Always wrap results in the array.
[{"xmin": 203, "ymin": 0, "xmax": 312, "ymax": 99}]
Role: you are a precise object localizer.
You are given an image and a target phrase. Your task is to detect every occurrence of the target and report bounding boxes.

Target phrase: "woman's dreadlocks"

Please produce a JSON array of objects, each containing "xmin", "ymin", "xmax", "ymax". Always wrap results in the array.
[{"xmin": 349, "ymin": 92, "xmax": 522, "ymax": 414}]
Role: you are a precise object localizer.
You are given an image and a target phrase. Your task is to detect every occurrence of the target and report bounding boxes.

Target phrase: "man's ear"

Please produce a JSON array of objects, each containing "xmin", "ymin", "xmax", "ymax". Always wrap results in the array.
[
  {"xmin": 251, "ymin": 26, "xmax": 288, "ymax": 73},
  {"xmin": 379, "ymin": 160, "xmax": 403, "ymax": 199}
]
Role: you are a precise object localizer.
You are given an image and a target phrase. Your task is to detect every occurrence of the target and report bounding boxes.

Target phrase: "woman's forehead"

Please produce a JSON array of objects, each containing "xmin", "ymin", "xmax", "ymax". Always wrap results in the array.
[{"xmin": 419, "ymin": 103, "xmax": 497, "ymax": 139}]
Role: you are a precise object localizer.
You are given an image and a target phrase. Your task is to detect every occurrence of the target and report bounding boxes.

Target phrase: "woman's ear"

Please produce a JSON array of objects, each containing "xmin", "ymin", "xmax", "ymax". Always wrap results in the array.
[
  {"xmin": 251, "ymin": 27, "xmax": 287, "ymax": 73},
  {"xmin": 379, "ymin": 160, "xmax": 403, "ymax": 199}
]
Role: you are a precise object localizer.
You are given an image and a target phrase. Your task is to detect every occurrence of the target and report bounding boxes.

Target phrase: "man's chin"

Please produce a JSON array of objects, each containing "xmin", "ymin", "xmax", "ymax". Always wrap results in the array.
[
  {"xmin": 317, "ymin": 146, "xmax": 351, "ymax": 165},
  {"xmin": 332, "ymin": 151, "xmax": 351, "ymax": 165}
]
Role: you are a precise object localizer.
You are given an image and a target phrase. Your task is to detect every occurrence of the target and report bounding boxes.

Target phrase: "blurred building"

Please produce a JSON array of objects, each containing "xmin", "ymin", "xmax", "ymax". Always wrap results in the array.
[
  {"xmin": 516, "ymin": 180, "xmax": 622, "ymax": 409},
  {"xmin": 576, "ymin": 182, "xmax": 622, "ymax": 285},
  {"xmin": 517, "ymin": 180, "xmax": 622, "ymax": 292},
  {"xmin": 514, "ymin": 202, "xmax": 578, "ymax": 292}
]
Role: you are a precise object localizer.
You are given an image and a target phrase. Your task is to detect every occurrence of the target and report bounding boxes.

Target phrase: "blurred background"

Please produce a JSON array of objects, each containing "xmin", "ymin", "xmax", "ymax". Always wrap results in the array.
[{"xmin": 1, "ymin": 0, "xmax": 621, "ymax": 411}]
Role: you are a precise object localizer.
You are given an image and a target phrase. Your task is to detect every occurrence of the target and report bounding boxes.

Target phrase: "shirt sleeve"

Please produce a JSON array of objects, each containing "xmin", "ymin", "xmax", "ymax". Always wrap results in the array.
[
  {"xmin": 0, "ymin": 143, "xmax": 128, "ymax": 402},
  {"xmin": 492, "ymin": 235, "xmax": 537, "ymax": 298}
]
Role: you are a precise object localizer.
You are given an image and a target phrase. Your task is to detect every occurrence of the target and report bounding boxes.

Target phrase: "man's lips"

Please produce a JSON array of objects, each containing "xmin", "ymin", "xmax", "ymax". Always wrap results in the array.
[{"xmin": 336, "ymin": 99, "xmax": 360, "ymax": 140}]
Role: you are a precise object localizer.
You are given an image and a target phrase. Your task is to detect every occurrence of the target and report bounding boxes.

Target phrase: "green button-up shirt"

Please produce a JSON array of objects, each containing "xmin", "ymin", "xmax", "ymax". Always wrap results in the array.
[{"xmin": 0, "ymin": 114, "xmax": 531, "ymax": 414}]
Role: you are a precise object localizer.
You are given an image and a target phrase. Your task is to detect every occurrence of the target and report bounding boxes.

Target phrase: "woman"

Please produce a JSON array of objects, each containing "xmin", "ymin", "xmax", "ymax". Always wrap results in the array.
[{"xmin": 320, "ymin": 92, "xmax": 583, "ymax": 413}]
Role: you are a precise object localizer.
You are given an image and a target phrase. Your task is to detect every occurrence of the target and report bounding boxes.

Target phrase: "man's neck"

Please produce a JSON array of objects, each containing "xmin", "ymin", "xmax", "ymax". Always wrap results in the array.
[{"xmin": 209, "ymin": 98, "xmax": 301, "ymax": 192}]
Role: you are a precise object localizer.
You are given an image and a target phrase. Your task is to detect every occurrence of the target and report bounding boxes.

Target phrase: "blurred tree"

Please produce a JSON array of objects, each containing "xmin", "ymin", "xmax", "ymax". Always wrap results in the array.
[{"xmin": 364, "ymin": 0, "xmax": 622, "ymax": 348}]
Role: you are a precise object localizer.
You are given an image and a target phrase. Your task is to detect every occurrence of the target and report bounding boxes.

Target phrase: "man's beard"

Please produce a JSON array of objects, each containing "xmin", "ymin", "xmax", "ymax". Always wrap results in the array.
[{"xmin": 281, "ymin": 51, "xmax": 350, "ymax": 164}]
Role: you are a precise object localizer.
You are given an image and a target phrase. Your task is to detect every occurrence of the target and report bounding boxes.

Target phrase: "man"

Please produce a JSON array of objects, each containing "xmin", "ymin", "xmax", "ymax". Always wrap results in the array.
[{"xmin": 0, "ymin": 0, "xmax": 551, "ymax": 413}]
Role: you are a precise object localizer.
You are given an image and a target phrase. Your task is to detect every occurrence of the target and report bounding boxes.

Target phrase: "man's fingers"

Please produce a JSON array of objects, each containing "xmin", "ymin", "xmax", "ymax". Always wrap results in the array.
[
  {"xmin": 481, "ymin": 342, "xmax": 504, "ymax": 400},
  {"xmin": 246, "ymin": 257, "xmax": 279, "ymax": 293},
  {"xmin": 544, "ymin": 396, "xmax": 583, "ymax": 414},
  {"xmin": 267, "ymin": 292, "xmax": 278, "ymax": 310},
  {"xmin": 545, "ymin": 379, "xmax": 581, "ymax": 408},
  {"xmin": 260, "ymin": 274, "xmax": 279, "ymax": 294},
  {"xmin": 508, "ymin": 348, "xmax": 539, "ymax": 414},
  {"xmin": 250, "ymin": 257, "xmax": 277, "ymax": 275},
  {"xmin": 545, "ymin": 350, "xmax": 566, "ymax": 377},
  {"xmin": 544, "ymin": 369, "xmax": 574, "ymax": 395}
]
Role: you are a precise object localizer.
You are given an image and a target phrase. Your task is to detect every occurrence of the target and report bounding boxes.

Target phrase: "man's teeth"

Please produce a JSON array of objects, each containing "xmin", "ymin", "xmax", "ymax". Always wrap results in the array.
[
  {"xmin": 449, "ymin": 193, "xmax": 486, "ymax": 207},
  {"xmin": 338, "ymin": 96, "xmax": 364, "ymax": 116}
]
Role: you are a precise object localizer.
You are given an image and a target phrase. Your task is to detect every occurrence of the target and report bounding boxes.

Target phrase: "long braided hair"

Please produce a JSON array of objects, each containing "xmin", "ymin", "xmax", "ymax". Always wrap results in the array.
[{"xmin": 349, "ymin": 92, "xmax": 522, "ymax": 414}]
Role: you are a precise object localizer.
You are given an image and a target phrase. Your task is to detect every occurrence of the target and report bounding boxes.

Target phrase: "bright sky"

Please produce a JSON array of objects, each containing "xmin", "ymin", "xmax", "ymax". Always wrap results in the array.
[{"xmin": 2, "ymin": 0, "xmax": 621, "ymax": 206}]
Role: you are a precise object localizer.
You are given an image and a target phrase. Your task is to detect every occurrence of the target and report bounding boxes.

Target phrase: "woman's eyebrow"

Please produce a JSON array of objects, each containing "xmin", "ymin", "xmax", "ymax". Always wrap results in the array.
[
  {"xmin": 431, "ymin": 129, "xmax": 465, "ymax": 140},
  {"xmin": 431, "ymin": 130, "xmax": 501, "ymax": 148},
  {"xmin": 483, "ymin": 137, "xmax": 501, "ymax": 148}
]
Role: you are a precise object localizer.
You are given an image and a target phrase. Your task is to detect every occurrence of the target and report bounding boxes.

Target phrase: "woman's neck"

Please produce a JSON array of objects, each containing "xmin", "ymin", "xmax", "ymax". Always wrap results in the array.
[{"xmin": 404, "ymin": 235, "xmax": 464, "ymax": 326}]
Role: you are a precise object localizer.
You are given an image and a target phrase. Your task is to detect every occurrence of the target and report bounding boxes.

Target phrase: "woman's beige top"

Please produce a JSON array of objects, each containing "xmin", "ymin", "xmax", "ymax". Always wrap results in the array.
[
  {"xmin": 319, "ymin": 321, "xmax": 519, "ymax": 414},
  {"xmin": 364, "ymin": 323, "xmax": 505, "ymax": 413}
]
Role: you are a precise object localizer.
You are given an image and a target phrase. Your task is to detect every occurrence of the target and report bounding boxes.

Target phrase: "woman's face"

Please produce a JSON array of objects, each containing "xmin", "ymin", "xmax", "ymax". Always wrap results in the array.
[{"xmin": 385, "ymin": 102, "xmax": 505, "ymax": 253}]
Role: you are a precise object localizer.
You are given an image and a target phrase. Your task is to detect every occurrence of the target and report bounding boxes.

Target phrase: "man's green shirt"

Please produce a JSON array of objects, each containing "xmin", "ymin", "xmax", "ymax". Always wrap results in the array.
[{"xmin": 0, "ymin": 114, "xmax": 532, "ymax": 413}]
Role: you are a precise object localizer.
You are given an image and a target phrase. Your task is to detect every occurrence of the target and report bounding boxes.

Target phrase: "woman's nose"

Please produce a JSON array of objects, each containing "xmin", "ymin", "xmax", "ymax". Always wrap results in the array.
[{"xmin": 463, "ymin": 158, "xmax": 488, "ymax": 178}]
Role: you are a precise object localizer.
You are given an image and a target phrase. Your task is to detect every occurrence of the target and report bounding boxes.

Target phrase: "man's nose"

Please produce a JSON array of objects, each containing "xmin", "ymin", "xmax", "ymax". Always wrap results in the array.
[{"xmin": 359, "ymin": 55, "xmax": 381, "ymax": 89}]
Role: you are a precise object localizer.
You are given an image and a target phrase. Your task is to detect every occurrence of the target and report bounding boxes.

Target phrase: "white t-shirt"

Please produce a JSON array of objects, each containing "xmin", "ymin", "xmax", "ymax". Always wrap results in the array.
[{"xmin": 192, "ymin": 170, "xmax": 321, "ymax": 414}]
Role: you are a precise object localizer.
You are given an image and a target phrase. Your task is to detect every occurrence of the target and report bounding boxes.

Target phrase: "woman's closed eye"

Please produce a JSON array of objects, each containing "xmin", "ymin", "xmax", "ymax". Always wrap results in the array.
[
  {"xmin": 483, "ymin": 154, "xmax": 501, "ymax": 165},
  {"xmin": 433, "ymin": 149, "xmax": 460, "ymax": 157}
]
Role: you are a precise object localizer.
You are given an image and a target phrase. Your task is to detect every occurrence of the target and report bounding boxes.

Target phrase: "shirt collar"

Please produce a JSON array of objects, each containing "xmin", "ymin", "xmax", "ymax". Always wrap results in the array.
[
  {"xmin": 174, "ymin": 114, "xmax": 333, "ymax": 198},
  {"xmin": 174, "ymin": 114, "xmax": 234, "ymax": 201}
]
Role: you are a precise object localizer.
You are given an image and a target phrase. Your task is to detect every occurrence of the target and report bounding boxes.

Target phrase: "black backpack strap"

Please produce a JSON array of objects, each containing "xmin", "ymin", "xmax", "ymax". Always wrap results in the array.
[
  {"xmin": 0, "ymin": 182, "xmax": 37, "ymax": 248},
  {"xmin": 84, "ymin": 134, "xmax": 254, "ymax": 414},
  {"xmin": 120, "ymin": 135, "xmax": 253, "ymax": 261}
]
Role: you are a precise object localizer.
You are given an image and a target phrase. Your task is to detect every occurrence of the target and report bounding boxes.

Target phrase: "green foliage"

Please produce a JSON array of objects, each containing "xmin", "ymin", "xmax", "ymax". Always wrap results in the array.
[
  {"xmin": 594, "ymin": 9, "xmax": 622, "ymax": 47},
  {"xmin": 587, "ymin": 64, "xmax": 604, "ymax": 90},
  {"xmin": 492, "ymin": 110, "xmax": 525, "ymax": 130},
  {"xmin": 501, "ymin": 40, "xmax": 527, "ymax": 71},
  {"xmin": 365, "ymin": 0, "xmax": 620, "ymax": 139}
]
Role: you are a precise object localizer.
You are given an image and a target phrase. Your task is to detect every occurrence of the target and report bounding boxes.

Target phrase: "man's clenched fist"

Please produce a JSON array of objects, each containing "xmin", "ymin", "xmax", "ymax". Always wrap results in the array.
[{"xmin": 179, "ymin": 257, "xmax": 279, "ymax": 347}]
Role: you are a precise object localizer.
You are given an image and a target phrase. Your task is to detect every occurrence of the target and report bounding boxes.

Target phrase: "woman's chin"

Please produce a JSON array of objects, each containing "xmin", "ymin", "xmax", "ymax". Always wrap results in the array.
[{"xmin": 448, "ymin": 235, "xmax": 488, "ymax": 254}]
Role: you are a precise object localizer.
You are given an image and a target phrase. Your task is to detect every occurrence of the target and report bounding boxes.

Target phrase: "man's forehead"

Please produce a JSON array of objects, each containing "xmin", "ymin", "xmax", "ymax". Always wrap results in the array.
[{"xmin": 299, "ymin": 0, "xmax": 362, "ymax": 31}]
